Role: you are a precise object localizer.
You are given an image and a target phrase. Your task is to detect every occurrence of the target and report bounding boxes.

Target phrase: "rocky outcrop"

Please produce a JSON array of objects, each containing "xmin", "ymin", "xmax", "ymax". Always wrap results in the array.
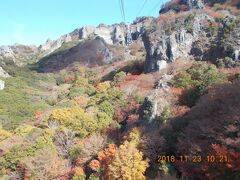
[
  {"xmin": 39, "ymin": 34, "xmax": 72, "ymax": 55},
  {"xmin": 0, "ymin": 17, "xmax": 154, "ymax": 67},
  {"xmin": 0, "ymin": 67, "xmax": 10, "ymax": 78},
  {"xmin": 144, "ymin": 8, "xmax": 240, "ymax": 72},
  {"xmin": 0, "ymin": 46, "xmax": 15, "ymax": 62},
  {"xmin": 0, "ymin": 44, "xmax": 38, "ymax": 66},
  {"xmin": 142, "ymin": 74, "xmax": 173, "ymax": 123},
  {"xmin": 78, "ymin": 19, "xmax": 152, "ymax": 46},
  {"xmin": 143, "ymin": 27, "xmax": 195, "ymax": 72},
  {"xmin": 79, "ymin": 25, "xmax": 126, "ymax": 45},
  {"xmin": 185, "ymin": 0, "xmax": 205, "ymax": 9},
  {"xmin": 0, "ymin": 79, "xmax": 5, "ymax": 90}
]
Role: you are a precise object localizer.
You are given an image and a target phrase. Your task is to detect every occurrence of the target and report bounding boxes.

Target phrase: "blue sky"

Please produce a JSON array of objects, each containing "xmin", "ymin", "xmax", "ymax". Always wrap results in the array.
[{"xmin": 0, "ymin": 0, "xmax": 167, "ymax": 46}]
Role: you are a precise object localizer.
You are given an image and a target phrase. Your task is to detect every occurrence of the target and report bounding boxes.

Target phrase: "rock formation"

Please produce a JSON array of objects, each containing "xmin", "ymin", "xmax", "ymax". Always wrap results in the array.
[
  {"xmin": 0, "ymin": 79, "xmax": 5, "ymax": 90},
  {"xmin": 39, "ymin": 34, "xmax": 72, "ymax": 55},
  {"xmin": 0, "ymin": 66, "xmax": 10, "ymax": 90},
  {"xmin": 0, "ymin": 67, "xmax": 10, "ymax": 78},
  {"xmin": 142, "ymin": 74, "xmax": 173, "ymax": 123},
  {"xmin": 143, "ymin": 8, "xmax": 240, "ymax": 72}
]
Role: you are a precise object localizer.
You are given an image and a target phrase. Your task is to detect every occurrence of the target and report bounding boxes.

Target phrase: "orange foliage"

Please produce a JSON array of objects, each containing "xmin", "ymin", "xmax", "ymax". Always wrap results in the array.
[
  {"xmin": 114, "ymin": 97, "xmax": 140, "ymax": 124},
  {"xmin": 35, "ymin": 111, "xmax": 42, "ymax": 119},
  {"xmin": 170, "ymin": 87, "xmax": 190, "ymax": 116},
  {"xmin": 73, "ymin": 96, "xmax": 89, "ymax": 108},
  {"xmin": 89, "ymin": 160, "xmax": 101, "ymax": 171},
  {"xmin": 64, "ymin": 74, "xmax": 76, "ymax": 84},
  {"xmin": 97, "ymin": 144, "xmax": 117, "ymax": 177},
  {"xmin": 171, "ymin": 105, "xmax": 190, "ymax": 117},
  {"xmin": 73, "ymin": 167, "xmax": 85, "ymax": 177},
  {"xmin": 211, "ymin": 144, "xmax": 240, "ymax": 171},
  {"xmin": 175, "ymin": 82, "xmax": 240, "ymax": 179},
  {"xmin": 119, "ymin": 73, "xmax": 155, "ymax": 96},
  {"xmin": 204, "ymin": 7, "xmax": 225, "ymax": 19}
]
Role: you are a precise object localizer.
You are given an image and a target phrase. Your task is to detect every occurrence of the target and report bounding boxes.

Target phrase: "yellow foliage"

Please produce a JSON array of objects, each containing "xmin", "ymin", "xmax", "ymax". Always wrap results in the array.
[
  {"xmin": 96, "ymin": 81, "xmax": 111, "ymax": 93},
  {"xmin": 0, "ymin": 126, "xmax": 12, "ymax": 142},
  {"xmin": 73, "ymin": 166, "xmax": 85, "ymax": 176},
  {"xmin": 49, "ymin": 106, "xmax": 111, "ymax": 137},
  {"xmin": 49, "ymin": 106, "xmax": 98, "ymax": 137},
  {"xmin": 75, "ymin": 77, "xmax": 89, "ymax": 87},
  {"xmin": 108, "ymin": 141, "xmax": 149, "ymax": 180},
  {"xmin": 14, "ymin": 125, "xmax": 35, "ymax": 136},
  {"xmin": 124, "ymin": 128, "xmax": 141, "ymax": 146}
]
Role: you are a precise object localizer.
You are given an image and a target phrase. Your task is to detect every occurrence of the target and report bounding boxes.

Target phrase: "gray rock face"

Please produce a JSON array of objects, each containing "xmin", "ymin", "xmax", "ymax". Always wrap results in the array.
[
  {"xmin": 78, "ymin": 17, "xmax": 153, "ymax": 45},
  {"xmin": 185, "ymin": 0, "xmax": 205, "ymax": 9},
  {"xmin": 113, "ymin": 26, "xmax": 125, "ymax": 45},
  {"xmin": 142, "ymin": 74, "xmax": 173, "ymax": 123},
  {"xmin": 40, "ymin": 34, "xmax": 72, "ymax": 55},
  {"xmin": 0, "ymin": 17, "xmax": 153, "ymax": 66},
  {"xmin": 0, "ymin": 79, "xmax": 5, "ymax": 90},
  {"xmin": 143, "ymin": 10, "xmax": 240, "ymax": 72},
  {"xmin": 79, "ymin": 25, "xmax": 123, "ymax": 45},
  {"xmin": 0, "ymin": 67, "xmax": 10, "ymax": 78},
  {"xmin": 143, "ymin": 27, "xmax": 194, "ymax": 72},
  {"xmin": 0, "ymin": 46, "xmax": 15, "ymax": 62},
  {"xmin": 0, "ymin": 45, "xmax": 38, "ymax": 66}
]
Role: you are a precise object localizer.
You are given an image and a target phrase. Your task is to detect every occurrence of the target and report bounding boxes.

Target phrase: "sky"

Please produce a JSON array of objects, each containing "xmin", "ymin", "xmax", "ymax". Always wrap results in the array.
[{"xmin": 0, "ymin": 0, "xmax": 167, "ymax": 46}]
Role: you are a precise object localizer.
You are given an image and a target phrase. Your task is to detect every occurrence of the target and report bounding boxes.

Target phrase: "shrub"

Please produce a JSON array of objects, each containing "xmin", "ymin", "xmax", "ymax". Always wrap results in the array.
[
  {"xmin": 134, "ymin": 94, "xmax": 145, "ymax": 104},
  {"xmin": 171, "ymin": 71, "xmax": 196, "ymax": 88},
  {"xmin": 73, "ymin": 96, "xmax": 89, "ymax": 108},
  {"xmin": 112, "ymin": 71, "xmax": 127, "ymax": 85},
  {"xmin": 72, "ymin": 167, "xmax": 86, "ymax": 179},
  {"xmin": 156, "ymin": 106, "xmax": 171, "ymax": 123},
  {"xmin": 184, "ymin": 14, "xmax": 195, "ymax": 34},
  {"xmin": 0, "ymin": 76, "xmax": 50, "ymax": 130},
  {"xmin": 91, "ymin": 87, "xmax": 124, "ymax": 107},
  {"xmin": 96, "ymin": 81, "xmax": 111, "ymax": 93},
  {"xmin": 216, "ymin": 57, "xmax": 239, "ymax": 68},
  {"xmin": 56, "ymin": 75, "xmax": 66, "ymax": 85},
  {"xmin": 69, "ymin": 145, "xmax": 83, "ymax": 160},
  {"xmin": 14, "ymin": 125, "xmax": 36, "ymax": 136},
  {"xmin": 98, "ymin": 100, "xmax": 115, "ymax": 118},
  {"xmin": 49, "ymin": 106, "xmax": 111, "ymax": 137},
  {"xmin": 21, "ymin": 148, "xmax": 67, "ymax": 180},
  {"xmin": 68, "ymin": 87, "xmax": 86, "ymax": 99},
  {"xmin": 88, "ymin": 174, "xmax": 100, "ymax": 180},
  {"xmin": 172, "ymin": 62, "xmax": 227, "ymax": 106},
  {"xmin": 0, "ymin": 130, "xmax": 55, "ymax": 172},
  {"xmin": 0, "ymin": 127, "xmax": 12, "ymax": 142},
  {"xmin": 74, "ymin": 77, "xmax": 89, "ymax": 87}
]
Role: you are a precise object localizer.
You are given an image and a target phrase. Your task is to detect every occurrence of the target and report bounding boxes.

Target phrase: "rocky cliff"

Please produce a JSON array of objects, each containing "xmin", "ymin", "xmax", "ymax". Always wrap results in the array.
[
  {"xmin": 0, "ymin": 17, "xmax": 153, "ymax": 68},
  {"xmin": 0, "ymin": 0, "xmax": 239, "ymax": 74},
  {"xmin": 143, "ymin": 1, "xmax": 240, "ymax": 72}
]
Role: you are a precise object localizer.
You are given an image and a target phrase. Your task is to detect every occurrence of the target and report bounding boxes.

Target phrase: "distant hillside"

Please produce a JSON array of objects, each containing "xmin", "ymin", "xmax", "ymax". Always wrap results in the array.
[{"xmin": 36, "ymin": 37, "xmax": 125, "ymax": 73}]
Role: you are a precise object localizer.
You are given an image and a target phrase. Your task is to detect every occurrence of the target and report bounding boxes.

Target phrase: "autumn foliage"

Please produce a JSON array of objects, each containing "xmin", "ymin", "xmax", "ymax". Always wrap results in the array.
[
  {"xmin": 97, "ymin": 144, "xmax": 117, "ymax": 177},
  {"xmin": 174, "ymin": 82, "xmax": 240, "ymax": 179},
  {"xmin": 108, "ymin": 141, "xmax": 149, "ymax": 180}
]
